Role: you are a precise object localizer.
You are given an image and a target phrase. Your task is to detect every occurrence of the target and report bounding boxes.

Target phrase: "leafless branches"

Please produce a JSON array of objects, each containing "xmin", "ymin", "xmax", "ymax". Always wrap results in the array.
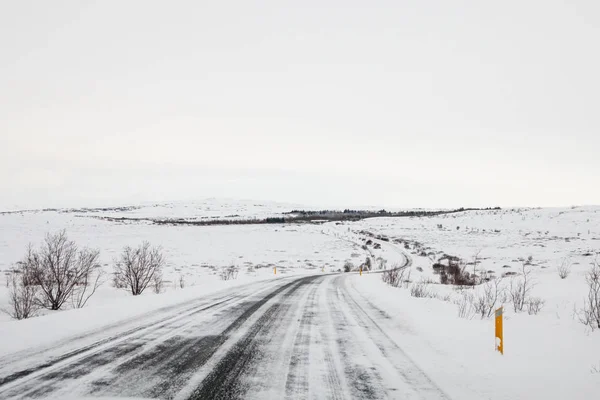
[
  {"xmin": 557, "ymin": 258, "xmax": 571, "ymax": 280},
  {"xmin": 410, "ymin": 281, "xmax": 431, "ymax": 298},
  {"xmin": 473, "ymin": 277, "xmax": 505, "ymax": 319},
  {"xmin": 71, "ymin": 268, "xmax": 104, "ymax": 309},
  {"xmin": 456, "ymin": 291, "xmax": 475, "ymax": 319},
  {"xmin": 4, "ymin": 272, "xmax": 38, "ymax": 320},
  {"xmin": 509, "ymin": 262, "xmax": 535, "ymax": 313},
  {"xmin": 579, "ymin": 262, "xmax": 600, "ymax": 330},
  {"xmin": 20, "ymin": 230, "xmax": 100, "ymax": 310},
  {"xmin": 527, "ymin": 297, "xmax": 545, "ymax": 315},
  {"xmin": 113, "ymin": 241, "xmax": 165, "ymax": 296},
  {"xmin": 152, "ymin": 271, "xmax": 164, "ymax": 294},
  {"xmin": 220, "ymin": 266, "xmax": 239, "ymax": 281}
]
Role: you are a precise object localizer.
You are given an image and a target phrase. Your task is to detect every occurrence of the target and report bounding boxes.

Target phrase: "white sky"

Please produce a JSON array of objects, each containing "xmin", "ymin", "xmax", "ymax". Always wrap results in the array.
[{"xmin": 1, "ymin": 1, "xmax": 599, "ymax": 210}]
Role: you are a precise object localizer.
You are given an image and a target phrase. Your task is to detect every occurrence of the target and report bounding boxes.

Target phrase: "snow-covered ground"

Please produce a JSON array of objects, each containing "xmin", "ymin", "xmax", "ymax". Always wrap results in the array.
[
  {"xmin": 0, "ymin": 200, "xmax": 367, "ymax": 324},
  {"xmin": 344, "ymin": 206, "xmax": 600, "ymax": 399},
  {"xmin": 1, "ymin": 201, "xmax": 599, "ymax": 399}
]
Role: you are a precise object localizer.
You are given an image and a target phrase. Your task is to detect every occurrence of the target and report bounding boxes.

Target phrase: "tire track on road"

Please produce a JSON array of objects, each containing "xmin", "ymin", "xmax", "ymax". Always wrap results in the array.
[{"xmin": 187, "ymin": 275, "xmax": 322, "ymax": 400}]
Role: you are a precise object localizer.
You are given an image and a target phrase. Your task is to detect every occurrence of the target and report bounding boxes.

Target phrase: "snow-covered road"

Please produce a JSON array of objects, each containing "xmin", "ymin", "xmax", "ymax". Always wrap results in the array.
[{"xmin": 0, "ymin": 271, "xmax": 449, "ymax": 400}]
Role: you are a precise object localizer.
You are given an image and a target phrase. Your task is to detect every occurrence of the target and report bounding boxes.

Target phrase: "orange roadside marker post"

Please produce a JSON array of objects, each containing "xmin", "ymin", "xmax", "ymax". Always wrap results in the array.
[
  {"xmin": 274, "ymin": 267, "xmax": 277, "ymax": 275},
  {"xmin": 495, "ymin": 307, "xmax": 503, "ymax": 355},
  {"xmin": 360, "ymin": 267, "xmax": 362, "ymax": 276}
]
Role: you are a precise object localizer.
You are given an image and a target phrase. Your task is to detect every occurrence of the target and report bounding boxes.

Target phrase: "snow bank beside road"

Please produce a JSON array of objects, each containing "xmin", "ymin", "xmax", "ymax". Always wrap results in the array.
[
  {"xmin": 348, "ymin": 274, "xmax": 600, "ymax": 400},
  {"xmin": 0, "ymin": 272, "xmax": 289, "ymax": 358}
]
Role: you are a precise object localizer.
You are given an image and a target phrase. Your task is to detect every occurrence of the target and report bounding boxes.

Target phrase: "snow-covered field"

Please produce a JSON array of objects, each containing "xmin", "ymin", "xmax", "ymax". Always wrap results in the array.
[
  {"xmin": 0, "ymin": 200, "xmax": 367, "ymax": 325},
  {"xmin": 1, "ymin": 201, "xmax": 599, "ymax": 399},
  {"xmin": 346, "ymin": 206, "xmax": 600, "ymax": 399}
]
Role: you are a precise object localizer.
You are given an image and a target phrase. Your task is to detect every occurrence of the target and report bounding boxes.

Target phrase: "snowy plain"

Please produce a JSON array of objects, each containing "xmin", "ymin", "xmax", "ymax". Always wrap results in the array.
[{"xmin": 0, "ymin": 201, "xmax": 599, "ymax": 399}]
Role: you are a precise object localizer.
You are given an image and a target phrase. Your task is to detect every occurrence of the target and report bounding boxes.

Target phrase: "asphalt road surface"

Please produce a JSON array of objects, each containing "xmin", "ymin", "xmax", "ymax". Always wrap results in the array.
[{"xmin": 0, "ymin": 273, "xmax": 449, "ymax": 400}]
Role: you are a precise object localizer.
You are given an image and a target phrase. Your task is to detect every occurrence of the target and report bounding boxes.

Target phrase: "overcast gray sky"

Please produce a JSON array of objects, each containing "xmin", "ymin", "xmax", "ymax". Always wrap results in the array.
[{"xmin": 1, "ymin": 1, "xmax": 599, "ymax": 210}]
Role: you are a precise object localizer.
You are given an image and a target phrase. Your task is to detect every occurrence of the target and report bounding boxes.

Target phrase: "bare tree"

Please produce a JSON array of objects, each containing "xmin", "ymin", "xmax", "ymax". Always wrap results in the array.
[
  {"xmin": 509, "ymin": 262, "xmax": 535, "ymax": 313},
  {"xmin": 557, "ymin": 258, "xmax": 571, "ymax": 280},
  {"xmin": 20, "ymin": 231, "xmax": 100, "ymax": 311},
  {"xmin": 4, "ymin": 272, "xmax": 38, "ymax": 320},
  {"xmin": 71, "ymin": 268, "xmax": 104, "ymax": 309},
  {"xmin": 113, "ymin": 242, "xmax": 165, "ymax": 296},
  {"xmin": 579, "ymin": 262, "xmax": 600, "ymax": 330}
]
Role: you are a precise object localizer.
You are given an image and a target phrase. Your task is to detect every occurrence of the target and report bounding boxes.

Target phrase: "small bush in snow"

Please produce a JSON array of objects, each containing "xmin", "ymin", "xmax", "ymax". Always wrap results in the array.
[
  {"xmin": 578, "ymin": 262, "xmax": 600, "ymax": 330},
  {"xmin": 382, "ymin": 268, "xmax": 402, "ymax": 287},
  {"xmin": 456, "ymin": 291, "xmax": 475, "ymax": 319},
  {"xmin": 343, "ymin": 261, "xmax": 354, "ymax": 273},
  {"xmin": 220, "ymin": 265, "xmax": 239, "ymax": 281},
  {"xmin": 179, "ymin": 274, "xmax": 185, "ymax": 289},
  {"xmin": 410, "ymin": 281, "xmax": 431, "ymax": 298},
  {"xmin": 152, "ymin": 273, "xmax": 164, "ymax": 294},
  {"xmin": 527, "ymin": 297, "xmax": 545, "ymax": 315},
  {"xmin": 509, "ymin": 263, "xmax": 535, "ymax": 313},
  {"xmin": 113, "ymin": 241, "xmax": 165, "ymax": 296},
  {"xmin": 473, "ymin": 277, "xmax": 506, "ymax": 319},
  {"xmin": 4, "ymin": 272, "xmax": 38, "ymax": 320},
  {"xmin": 557, "ymin": 258, "xmax": 571, "ymax": 280}
]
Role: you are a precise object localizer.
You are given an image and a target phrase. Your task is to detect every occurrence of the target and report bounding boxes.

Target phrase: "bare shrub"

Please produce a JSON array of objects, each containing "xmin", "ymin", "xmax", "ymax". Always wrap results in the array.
[
  {"xmin": 410, "ymin": 281, "xmax": 431, "ymax": 298},
  {"xmin": 220, "ymin": 265, "xmax": 239, "ymax": 281},
  {"xmin": 4, "ymin": 272, "xmax": 38, "ymax": 320},
  {"xmin": 438, "ymin": 257, "xmax": 476, "ymax": 286},
  {"xmin": 71, "ymin": 268, "xmax": 104, "ymax": 309},
  {"xmin": 113, "ymin": 241, "xmax": 165, "ymax": 296},
  {"xmin": 527, "ymin": 297, "xmax": 545, "ymax": 315},
  {"xmin": 473, "ymin": 278, "xmax": 505, "ymax": 319},
  {"xmin": 509, "ymin": 262, "xmax": 535, "ymax": 313},
  {"xmin": 152, "ymin": 272, "xmax": 164, "ymax": 294},
  {"xmin": 20, "ymin": 230, "xmax": 100, "ymax": 310},
  {"xmin": 579, "ymin": 262, "xmax": 600, "ymax": 330},
  {"xmin": 381, "ymin": 267, "xmax": 405, "ymax": 288},
  {"xmin": 364, "ymin": 257, "xmax": 372, "ymax": 271},
  {"xmin": 343, "ymin": 262, "xmax": 354, "ymax": 273},
  {"xmin": 456, "ymin": 291, "xmax": 475, "ymax": 319},
  {"xmin": 557, "ymin": 258, "xmax": 571, "ymax": 280},
  {"xmin": 179, "ymin": 274, "xmax": 185, "ymax": 289}
]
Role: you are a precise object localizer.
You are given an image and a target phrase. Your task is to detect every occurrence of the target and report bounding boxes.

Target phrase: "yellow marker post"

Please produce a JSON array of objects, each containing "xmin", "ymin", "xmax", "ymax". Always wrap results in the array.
[
  {"xmin": 274, "ymin": 267, "xmax": 277, "ymax": 275},
  {"xmin": 495, "ymin": 307, "xmax": 503, "ymax": 355}
]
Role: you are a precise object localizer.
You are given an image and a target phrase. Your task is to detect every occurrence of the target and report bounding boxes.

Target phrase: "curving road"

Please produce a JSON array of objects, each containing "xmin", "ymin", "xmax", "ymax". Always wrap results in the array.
[{"xmin": 0, "ymin": 273, "xmax": 449, "ymax": 400}]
